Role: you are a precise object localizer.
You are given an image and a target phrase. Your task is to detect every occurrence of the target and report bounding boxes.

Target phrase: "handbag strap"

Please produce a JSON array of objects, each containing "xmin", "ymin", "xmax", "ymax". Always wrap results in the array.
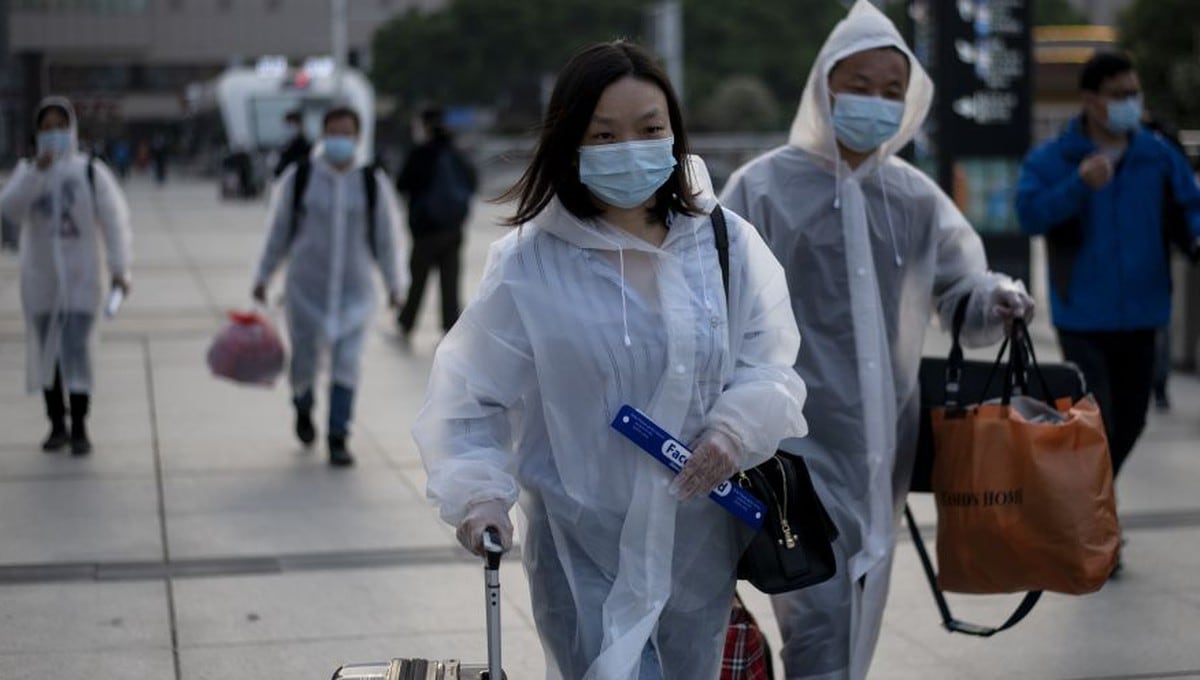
[
  {"xmin": 711, "ymin": 204, "xmax": 730, "ymax": 300},
  {"xmin": 903, "ymin": 504, "xmax": 1041, "ymax": 637}
]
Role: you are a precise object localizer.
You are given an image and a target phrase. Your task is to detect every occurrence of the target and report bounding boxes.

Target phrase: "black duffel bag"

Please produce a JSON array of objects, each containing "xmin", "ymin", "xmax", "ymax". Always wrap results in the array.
[{"xmin": 911, "ymin": 297, "xmax": 1088, "ymax": 492}]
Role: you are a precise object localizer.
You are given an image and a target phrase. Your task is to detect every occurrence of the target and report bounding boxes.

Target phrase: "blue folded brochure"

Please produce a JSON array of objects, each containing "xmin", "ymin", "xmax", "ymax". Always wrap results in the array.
[{"xmin": 611, "ymin": 404, "xmax": 766, "ymax": 530}]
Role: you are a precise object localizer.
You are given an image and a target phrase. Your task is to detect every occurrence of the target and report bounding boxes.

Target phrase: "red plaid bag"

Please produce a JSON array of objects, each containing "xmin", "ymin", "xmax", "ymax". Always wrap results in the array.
[{"xmin": 721, "ymin": 594, "xmax": 774, "ymax": 680}]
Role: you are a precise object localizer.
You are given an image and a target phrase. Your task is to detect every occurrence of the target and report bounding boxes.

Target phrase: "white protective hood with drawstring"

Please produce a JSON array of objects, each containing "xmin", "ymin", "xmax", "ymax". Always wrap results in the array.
[
  {"xmin": 719, "ymin": 2, "xmax": 1027, "ymax": 678},
  {"xmin": 0, "ymin": 96, "xmax": 133, "ymax": 394},
  {"xmin": 414, "ymin": 157, "xmax": 807, "ymax": 680}
]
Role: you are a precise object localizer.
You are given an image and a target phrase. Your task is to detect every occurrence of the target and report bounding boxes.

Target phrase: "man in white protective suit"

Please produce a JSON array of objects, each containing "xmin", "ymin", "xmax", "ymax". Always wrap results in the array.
[
  {"xmin": 253, "ymin": 105, "xmax": 407, "ymax": 467},
  {"xmin": 720, "ymin": 2, "xmax": 1035, "ymax": 678},
  {"xmin": 1, "ymin": 96, "xmax": 133, "ymax": 456}
]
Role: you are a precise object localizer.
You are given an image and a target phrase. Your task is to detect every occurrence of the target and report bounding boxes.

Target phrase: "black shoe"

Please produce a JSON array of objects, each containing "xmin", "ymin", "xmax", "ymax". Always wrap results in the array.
[
  {"xmin": 295, "ymin": 411, "xmax": 316, "ymax": 446},
  {"xmin": 1154, "ymin": 393, "xmax": 1171, "ymax": 412},
  {"xmin": 70, "ymin": 431, "xmax": 92, "ymax": 456},
  {"xmin": 328, "ymin": 435, "xmax": 354, "ymax": 467},
  {"xmin": 42, "ymin": 426, "xmax": 69, "ymax": 452}
]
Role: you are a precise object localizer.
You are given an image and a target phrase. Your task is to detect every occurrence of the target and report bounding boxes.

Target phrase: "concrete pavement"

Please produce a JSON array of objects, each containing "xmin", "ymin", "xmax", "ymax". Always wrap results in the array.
[{"xmin": 0, "ymin": 176, "xmax": 1197, "ymax": 679}]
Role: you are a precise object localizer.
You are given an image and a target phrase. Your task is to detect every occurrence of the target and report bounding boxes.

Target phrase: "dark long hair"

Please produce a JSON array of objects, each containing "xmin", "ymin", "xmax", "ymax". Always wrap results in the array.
[{"xmin": 500, "ymin": 40, "xmax": 700, "ymax": 226}]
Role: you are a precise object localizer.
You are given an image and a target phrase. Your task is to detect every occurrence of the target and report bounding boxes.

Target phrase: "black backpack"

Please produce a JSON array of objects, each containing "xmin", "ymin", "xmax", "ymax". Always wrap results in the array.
[
  {"xmin": 288, "ymin": 160, "xmax": 379, "ymax": 258},
  {"xmin": 412, "ymin": 147, "xmax": 472, "ymax": 232}
]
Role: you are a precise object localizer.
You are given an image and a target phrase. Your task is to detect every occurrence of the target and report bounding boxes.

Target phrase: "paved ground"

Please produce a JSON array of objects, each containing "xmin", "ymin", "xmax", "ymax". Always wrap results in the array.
[{"xmin": 0, "ymin": 175, "xmax": 1197, "ymax": 679}]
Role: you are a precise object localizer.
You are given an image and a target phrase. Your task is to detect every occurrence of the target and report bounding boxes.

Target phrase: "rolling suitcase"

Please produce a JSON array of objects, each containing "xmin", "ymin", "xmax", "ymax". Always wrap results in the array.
[{"xmin": 331, "ymin": 529, "xmax": 507, "ymax": 680}]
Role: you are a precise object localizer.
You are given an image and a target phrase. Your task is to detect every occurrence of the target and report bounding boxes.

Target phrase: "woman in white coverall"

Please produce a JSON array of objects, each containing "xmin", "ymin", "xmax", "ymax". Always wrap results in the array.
[
  {"xmin": 719, "ymin": 2, "xmax": 1034, "ymax": 678},
  {"xmin": 413, "ymin": 41, "xmax": 807, "ymax": 679},
  {"xmin": 0, "ymin": 96, "xmax": 132, "ymax": 456},
  {"xmin": 254, "ymin": 106, "xmax": 406, "ymax": 467}
]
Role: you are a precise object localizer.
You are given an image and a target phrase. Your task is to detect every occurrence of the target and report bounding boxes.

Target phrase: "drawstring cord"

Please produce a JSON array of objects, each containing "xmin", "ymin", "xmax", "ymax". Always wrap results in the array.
[
  {"xmin": 616, "ymin": 246, "xmax": 631, "ymax": 346},
  {"xmin": 590, "ymin": 225, "xmax": 633, "ymax": 347},
  {"xmin": 689, "ymin": 215, "xmax": 713, "ymax": 311},
  {"xmin": 833, "ymin": 160, "xmax": 842, "ymax": 210},
  {"xmin": 877, "ymin": 165, "xmax": 903, "ymax": 266}
]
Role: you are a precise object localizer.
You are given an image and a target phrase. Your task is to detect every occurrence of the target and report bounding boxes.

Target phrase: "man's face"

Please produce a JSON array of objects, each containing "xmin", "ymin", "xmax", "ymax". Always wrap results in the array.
[
  {"xmin": 1083, "ymin": 70, "xmax": 1142, "ymax": 129},
  {"xmin": 828, "ymin": 47, "xmax": 910, "ymax": 104}
]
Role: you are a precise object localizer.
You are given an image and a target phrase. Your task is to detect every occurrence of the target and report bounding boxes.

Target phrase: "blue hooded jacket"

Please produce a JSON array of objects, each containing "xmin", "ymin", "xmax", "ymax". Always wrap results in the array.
[{"xmin": 1016, "ymin": 116, "xmax": 1200, "ymax": 331}]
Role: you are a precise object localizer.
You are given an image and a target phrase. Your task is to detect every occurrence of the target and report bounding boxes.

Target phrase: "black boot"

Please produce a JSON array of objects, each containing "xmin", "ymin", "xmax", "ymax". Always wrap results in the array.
[
  {"xmin": 69, "ymin": 393, "xmax": 92, "ymax": 456},
  {"xmin": 293, "ymin": 392, "xmax": 316, "ymax": 446},
  {"xmin": 295, "ymin": 410, "xmax": 316, "ymax": 446},
  {"xmin": 42, "ymin": 371, "xmax": 69, "ymax": 452},
  {"xmin": 327, "ymin": 434, "xmax": 354, "ymax": 467}
]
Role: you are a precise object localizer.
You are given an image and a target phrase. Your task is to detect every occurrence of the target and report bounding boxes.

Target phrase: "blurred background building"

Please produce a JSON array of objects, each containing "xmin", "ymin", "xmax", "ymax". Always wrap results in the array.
[{"xmin": 0, "ymin": 0, "xmax": 445, "ymax": 162}]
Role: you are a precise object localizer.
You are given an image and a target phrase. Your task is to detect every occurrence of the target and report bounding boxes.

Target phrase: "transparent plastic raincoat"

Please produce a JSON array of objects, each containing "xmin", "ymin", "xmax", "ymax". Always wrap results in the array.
[
  {"xmin": 0, "ymin": 97, "xmax": 132, "ymax": 395},
  {"xmin": 719, "ymin": 2, "xmax": 1023, "ymax": 678},
  {"xmin": 413, "ymin": 175, "xmax": 807, "ymax": 679},
  {"xmin": 254, "ymin": 158, "xmax": 406, "ymax": 394}
]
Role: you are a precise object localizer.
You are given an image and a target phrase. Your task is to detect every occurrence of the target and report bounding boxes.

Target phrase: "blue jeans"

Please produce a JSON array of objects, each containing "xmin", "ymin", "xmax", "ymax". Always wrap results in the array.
[
  {"xmin": 293, "ymin": 383, "xmax": 355, "ymax": 438},
  {"xmin": 639, "ymin": 643, "xmax": 663, "ymax": 679}
]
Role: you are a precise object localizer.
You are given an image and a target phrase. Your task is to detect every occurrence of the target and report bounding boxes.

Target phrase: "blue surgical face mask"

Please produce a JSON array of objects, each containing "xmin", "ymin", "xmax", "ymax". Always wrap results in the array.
[
  {"xmin": 323, "ymin": 135, "xmax": 357, "ymax": 165},
  {"xmin": 36, "ymin": 129, "xmax": 72, "ymax": 158},
  {"xmin": 577, "ymin": 137, "xmax": 677, "ymax": 209},
  {"xmin": 831, "ymin": 93, "xmax": 905, "ymax": 153},
  {"xmin": 1105, "ymin": 96, "xmax": 1143, "ymax": 134}
]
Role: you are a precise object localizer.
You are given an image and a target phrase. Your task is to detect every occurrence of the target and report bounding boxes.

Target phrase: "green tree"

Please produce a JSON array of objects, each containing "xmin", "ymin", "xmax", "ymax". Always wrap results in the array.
[
  {"xmin": 370, "ymin": 0, "xmax": 847, "ymax": 130},
  {"xmin": 1120, "ymin": 0, "xmax": 1200, "ymax": 127},
  {"xmin": 1033, "ymin": 0, "xmax": 1087, "ymax": 25},
  {"xmin": 694, "ymin": 75, "xmax": 782, "ymax": 132},
  {"xmin": 371, "ymin": 1, "xmax": 645, "ymax": 129}
]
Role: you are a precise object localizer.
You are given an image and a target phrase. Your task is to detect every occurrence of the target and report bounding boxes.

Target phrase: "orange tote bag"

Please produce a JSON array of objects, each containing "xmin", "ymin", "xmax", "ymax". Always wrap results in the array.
[{"xmin": 930, "ymin": 324, "xmax": 1120, "ymax": 595}]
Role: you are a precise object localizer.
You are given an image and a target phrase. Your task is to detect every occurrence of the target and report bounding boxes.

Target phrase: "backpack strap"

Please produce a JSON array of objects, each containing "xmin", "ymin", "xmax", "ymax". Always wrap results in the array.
[
  {"xmin": 288, "ymin": 160, "xmax": 312, "ymax": 247},
  {"xmin": 710, "ymin": 204, "xmax": 730, "ymax": 301},
  {"xmin": 86, "ymin": 154, "xmax": 102, "ymax": 221},
  {"xmin": 86, "ymin": 154, "xmax": 96, "ymax": 198},
  {"xmin": 289, "ymin": 161, "xmax": 380, "ymax": 258},
  {"xmin": 362, "ymin": 165, "xmax": 378, "ymax": 259}
]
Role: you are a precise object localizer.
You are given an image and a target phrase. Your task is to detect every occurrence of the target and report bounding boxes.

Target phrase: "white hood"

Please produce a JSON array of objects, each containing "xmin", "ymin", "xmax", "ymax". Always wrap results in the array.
[
  {"xmin": 34, "ymin": 96, "xmax": 81, "ymax": 157},
  {"xmin": 787, "ymin": 0, "xmax": 933, "ymax": 165}
]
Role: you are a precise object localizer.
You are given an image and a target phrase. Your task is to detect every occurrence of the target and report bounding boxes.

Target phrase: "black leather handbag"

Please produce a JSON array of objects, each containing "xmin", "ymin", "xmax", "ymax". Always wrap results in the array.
[
  {"xmin": 710, "ymin": 206, "xmax": 839, "ymax": 594},
  {"xmin": 735, "ymin": 450, "xmax": 839, "ymax": 593}
]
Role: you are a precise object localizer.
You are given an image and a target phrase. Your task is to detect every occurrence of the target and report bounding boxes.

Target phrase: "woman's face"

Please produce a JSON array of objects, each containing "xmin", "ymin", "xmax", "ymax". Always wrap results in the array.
[
  {"xmin": 581, "ymin": 76, "xmax": 673, "ymax": 147},
  {"xmin": 38, "ymin": 108, "xmax": 69, "ymax": 132}
]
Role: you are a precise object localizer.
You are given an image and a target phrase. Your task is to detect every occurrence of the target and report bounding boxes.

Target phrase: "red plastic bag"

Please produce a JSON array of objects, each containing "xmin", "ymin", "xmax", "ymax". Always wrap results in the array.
[{"xmin": 206, "ymin": 310, "xmax": 286, "ymax": 386}]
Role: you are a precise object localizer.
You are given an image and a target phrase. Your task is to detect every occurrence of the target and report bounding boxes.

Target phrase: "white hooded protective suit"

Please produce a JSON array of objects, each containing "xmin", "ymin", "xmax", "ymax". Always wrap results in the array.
[
  {"xmin": 413, "ymin": 179, "xmax": 807, "ymax": 679},
  {"xmin": 719, "ymin": 2, "xmax": 1021, "ymax": 678},
  {"xmin": 0, "ymin": 97, "xmax": 132, "ymax": 395},
  {"xmin": 255, "ymin": 157, "xmax": 406, "ymax": 394}
]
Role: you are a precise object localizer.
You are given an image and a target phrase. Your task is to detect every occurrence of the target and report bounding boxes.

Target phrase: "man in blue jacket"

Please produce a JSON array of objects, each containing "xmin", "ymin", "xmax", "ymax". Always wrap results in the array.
[{"xmin": 1017, "ymin": 51, "xmax": 1200, "ymax": 483}]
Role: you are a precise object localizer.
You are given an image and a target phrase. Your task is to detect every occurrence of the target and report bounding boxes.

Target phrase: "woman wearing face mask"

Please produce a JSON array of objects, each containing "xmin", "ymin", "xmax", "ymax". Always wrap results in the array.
[
  {"xmin": 412, "ymin": 40, "xmax": 807, "ymax": 679},
  {"xmin": 252, "ymin": 106, "xmax": 407, "ymax": 467},
  {"xmin": 0, "ymin": 96, "xmax": 133, "ymax": 455},
  {"xmin": 720, "ymin": 2, "xmax": 1034, "ymax": 678}
]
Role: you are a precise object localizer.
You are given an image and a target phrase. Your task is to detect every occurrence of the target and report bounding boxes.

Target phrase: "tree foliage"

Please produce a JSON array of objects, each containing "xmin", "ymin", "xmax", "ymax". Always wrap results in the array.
[
  {"xmin": 1033, "ymin": 0, "xmax": 1087, "ymax": 26},
  {"xmin": 1120, "ymin": 0, "xmax": 1200, "ymax": 128},
  {"xmin": 371, "ymin": 0, "xmax": 846, "ymax": 130}
]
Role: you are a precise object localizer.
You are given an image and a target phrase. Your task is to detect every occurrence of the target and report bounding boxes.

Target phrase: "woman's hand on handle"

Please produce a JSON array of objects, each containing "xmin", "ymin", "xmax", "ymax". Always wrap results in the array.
[{"xmin": 456, "ymin": 499, "xmax": 513, "ymax": 557}]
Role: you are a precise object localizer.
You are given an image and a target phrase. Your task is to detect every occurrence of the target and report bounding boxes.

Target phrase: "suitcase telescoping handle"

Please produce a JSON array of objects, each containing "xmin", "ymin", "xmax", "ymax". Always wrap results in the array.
[{"xmin": 482, "ymin": 527, "xmax": 504, "ymax": 680}]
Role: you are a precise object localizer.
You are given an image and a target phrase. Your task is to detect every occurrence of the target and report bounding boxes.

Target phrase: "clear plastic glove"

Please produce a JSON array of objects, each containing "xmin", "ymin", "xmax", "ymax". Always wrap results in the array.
[
  {"xmin": 671, "ymin": 428, "xmax": 741, "ymax": 501},
  {"xmin": 989, "ymin": 281, "xmax": 1035, "ymax": 323},
  {"xmin": 455, "ymin": 499, "xmax": 513, "ymax": 557}
]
